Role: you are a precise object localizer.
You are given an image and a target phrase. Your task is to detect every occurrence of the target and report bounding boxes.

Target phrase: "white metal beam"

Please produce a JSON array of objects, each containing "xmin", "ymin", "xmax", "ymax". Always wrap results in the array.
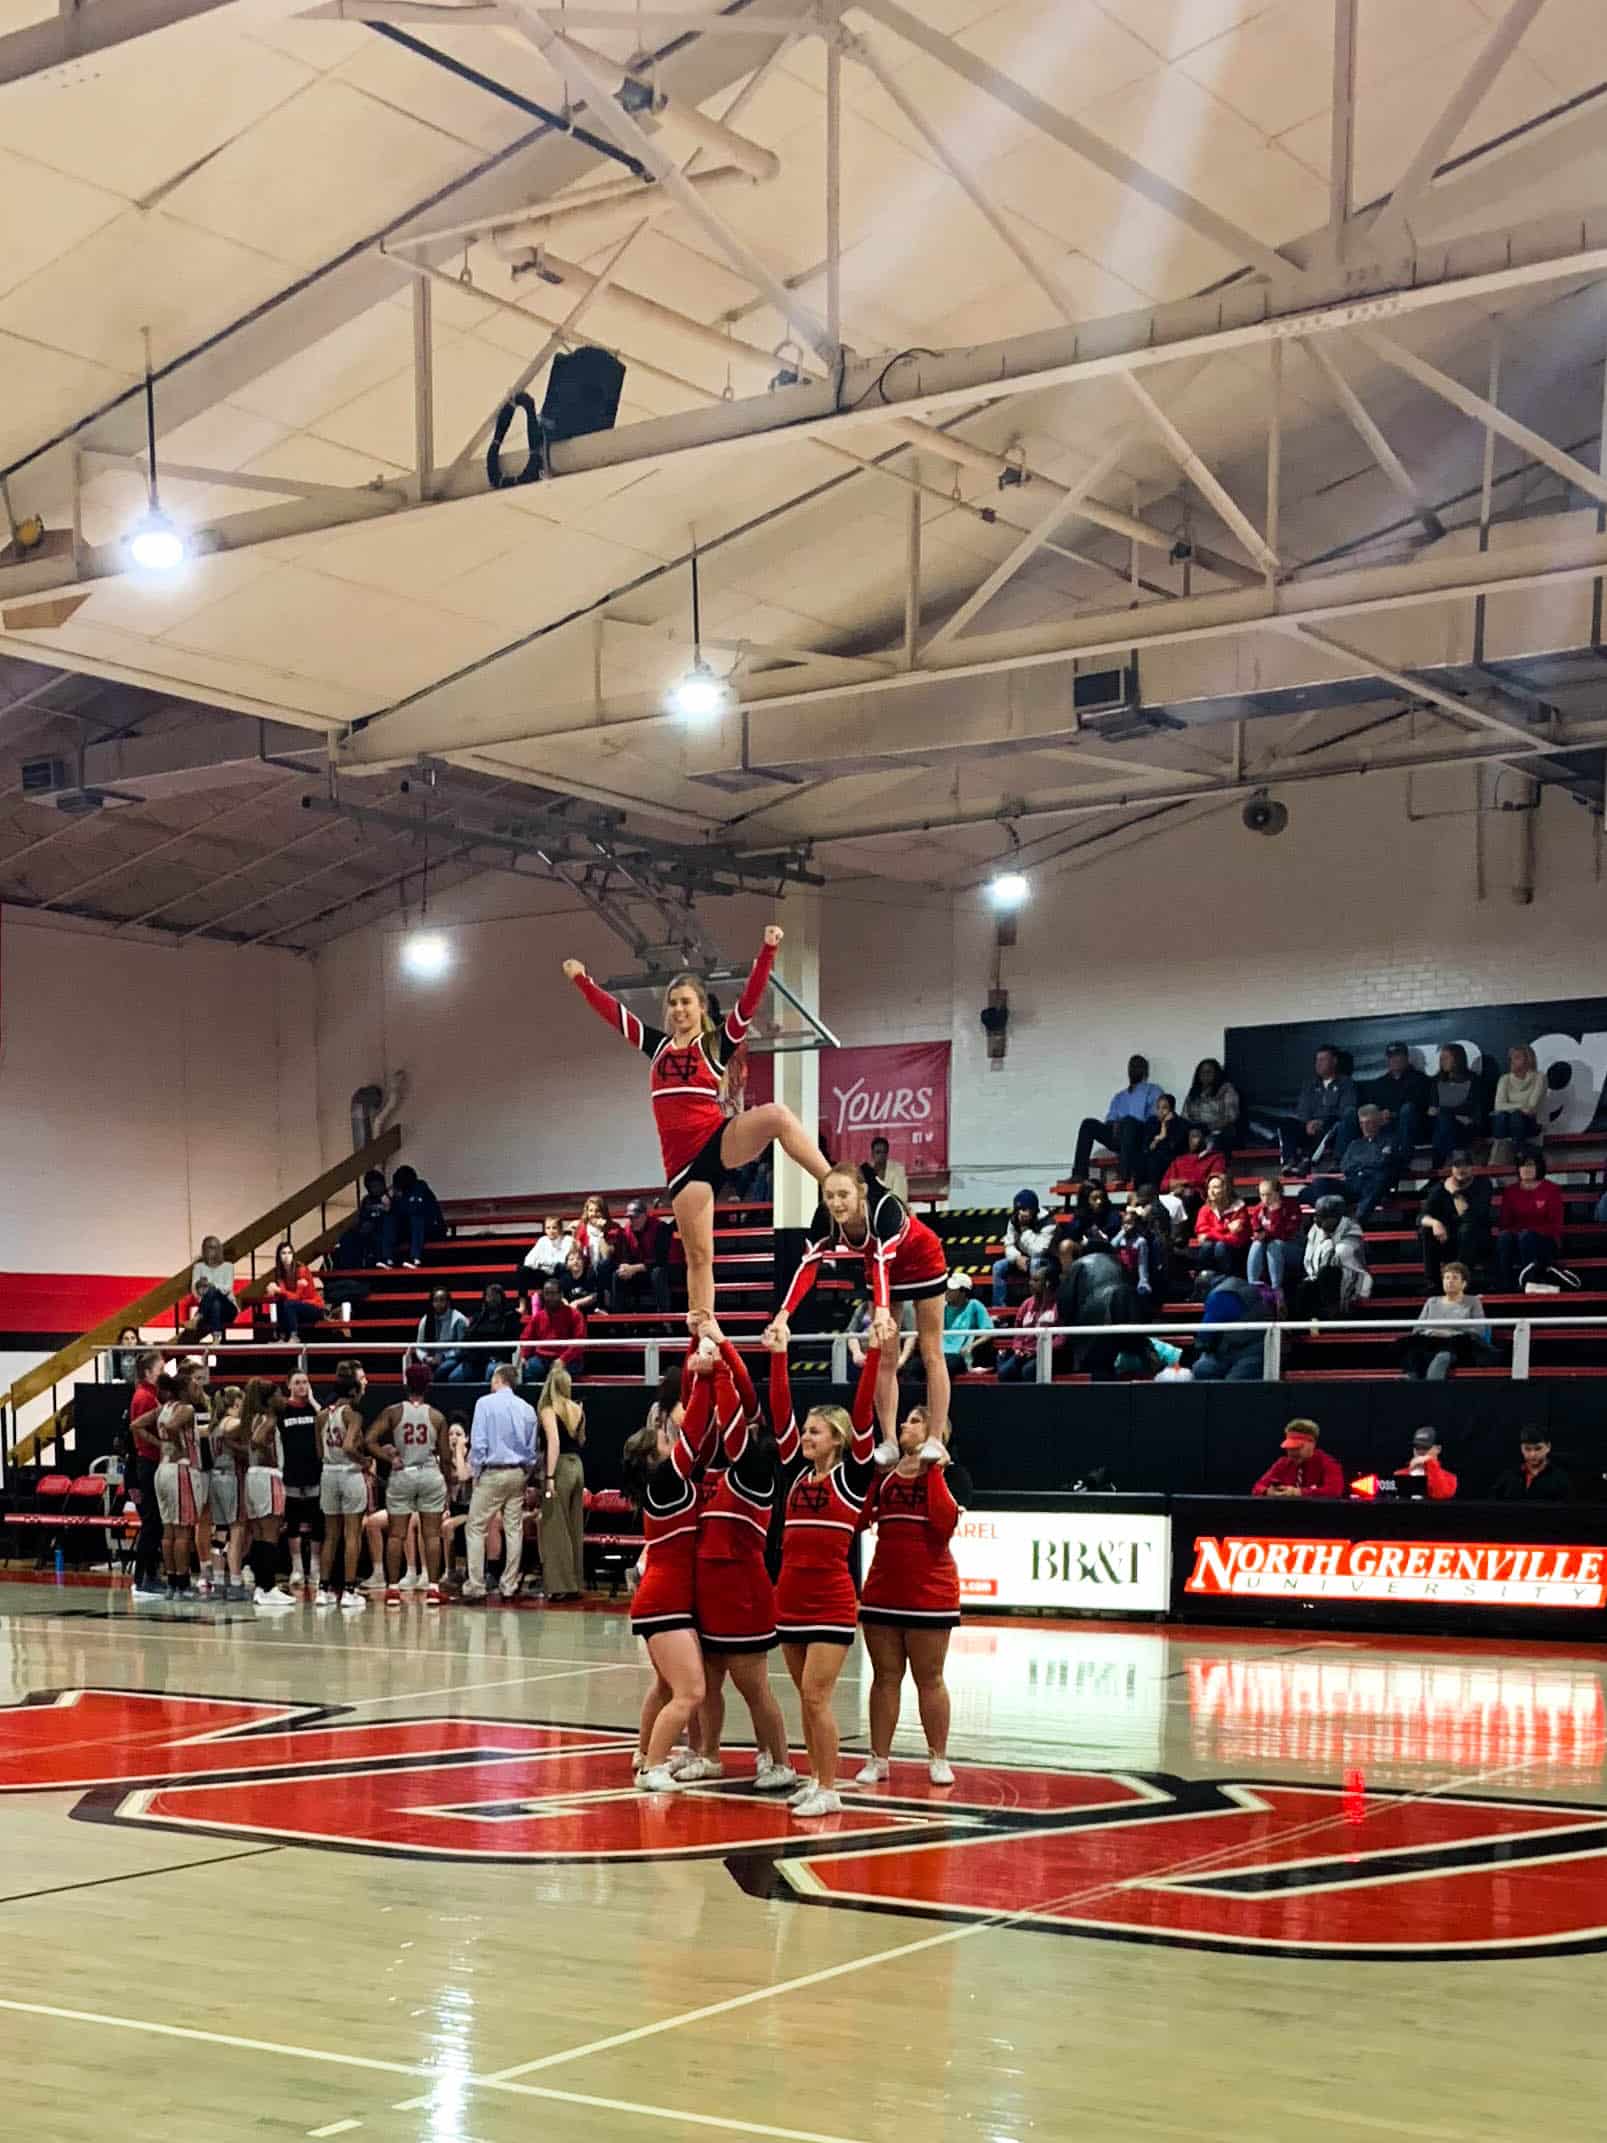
[
  {"xmin": 335, "ymin": 527, "xmax": 1607, "ymax": 763},
  {"xmin": 1286, "ymin": 623, "xmax": 1548, "ymax": 753},
  {"xmin": 1297, "ymin": 337, "xmax": 1445, "ymax": 539},
  {"xmin": 0, "ymin": 0, "xmax": 261, "ymax": 92},
  {"xmin": 1118, "ymin": 372, "xmax": 1280, "ymax": 574},
  {"xmin": 1368, "ymin": 0, "xmax": 1550, "ymax": 253},
  {"xmin": 1329, "ymin": 0, "xmax": 1358, "ymax": 260},
  {"xmin": 858, "ymin": 0, "xmax": 1297, "ymax": 282},
  {"xmin": 1356, "ymin": 326, "xmax": 1607, "ymax": 510}
]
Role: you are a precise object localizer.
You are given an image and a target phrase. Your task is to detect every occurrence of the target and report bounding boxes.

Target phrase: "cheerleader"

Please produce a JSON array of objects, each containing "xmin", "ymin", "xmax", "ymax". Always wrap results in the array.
[
  {"xmin": 856, "ymin": 1403, "xmax": 968, "ymax": 1787},
  {"xmin": 562, "ymin": 926, "xmax": 829, "ymax": 1322},
  {"xmin": 691, "ymin": 1325, "xmax": 795, "ymax": 1791},
  {"xmin": 622, "ymin": 1344, "xmax": 719, "ymax": 1788},
  {"xmin": 768, "ymin": 1337, "xmax": 881, "ymax": 1819},
  {"xmin": 767, "ymin": 1163, "xmax": 952, "ymax": 1445}
]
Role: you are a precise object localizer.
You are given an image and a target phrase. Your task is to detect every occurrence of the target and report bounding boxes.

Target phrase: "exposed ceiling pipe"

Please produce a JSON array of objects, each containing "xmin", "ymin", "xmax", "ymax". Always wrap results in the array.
[
  {"xmin": 491, "ymin": 164, "xmax": 760, "ymax": 257},
  {"xmin": 543, "ymin": 31, "xmax": 781, "ymax": 182}
]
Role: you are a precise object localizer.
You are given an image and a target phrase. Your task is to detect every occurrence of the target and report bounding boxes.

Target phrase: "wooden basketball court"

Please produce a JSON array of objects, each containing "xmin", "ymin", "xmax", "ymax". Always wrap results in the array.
[{"xmin": 3, "ymin": 1580, "xmax": 1605, "ymax": 2143}]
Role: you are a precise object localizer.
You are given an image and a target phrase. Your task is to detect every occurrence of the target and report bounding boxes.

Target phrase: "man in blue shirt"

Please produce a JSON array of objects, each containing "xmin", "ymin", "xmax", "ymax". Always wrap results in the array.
[
  {"xmin": 464, "ymin": 1364, "xmax": 541, "ymax": 1601},
  {"xmin": 1073, "ymin": 1055, "xmax": 1164, "ymax": 1185}
]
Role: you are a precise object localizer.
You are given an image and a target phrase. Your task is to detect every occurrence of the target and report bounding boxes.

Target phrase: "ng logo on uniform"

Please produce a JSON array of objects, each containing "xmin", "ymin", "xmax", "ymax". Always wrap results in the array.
[{"xmin": 9, "ymin": 1688, "xmax": 1607, "ymax": 1960}]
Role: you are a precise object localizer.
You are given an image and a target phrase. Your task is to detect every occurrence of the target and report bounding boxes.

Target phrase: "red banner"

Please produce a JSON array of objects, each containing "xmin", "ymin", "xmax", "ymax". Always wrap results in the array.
[{"xmin": 746, "ymin": 1040, "xmax": 950, "ymax": 1174}]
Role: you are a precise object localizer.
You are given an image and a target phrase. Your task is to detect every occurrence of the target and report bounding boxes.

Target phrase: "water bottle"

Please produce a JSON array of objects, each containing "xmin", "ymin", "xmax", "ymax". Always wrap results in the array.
[{"xmin": 54, "ymin": 1546, "xmax": 65, "ymax": 1579}]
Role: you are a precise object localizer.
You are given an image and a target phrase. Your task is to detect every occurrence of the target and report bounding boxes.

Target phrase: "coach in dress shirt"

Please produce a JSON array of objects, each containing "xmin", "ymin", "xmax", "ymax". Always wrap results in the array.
[{"xmin": 464, "ymin": 1365, "xmax": 541, "ymax": 1601}]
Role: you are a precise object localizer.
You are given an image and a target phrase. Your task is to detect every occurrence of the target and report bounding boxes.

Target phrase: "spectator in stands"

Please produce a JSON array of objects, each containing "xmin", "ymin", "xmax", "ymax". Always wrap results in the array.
[
  {"xmin": 867, "ymin": 1136, "xmax": 909, "ymax": 1204},
  {"xmin": 381, "ymin": 1164, "xmax": 443, "ymax": 1270},
  {"xmin": 941, "ymin": 1271, "xmax": 992, "ymax": 1365},
  {"xmin": 1081, "ymin": 1185, "xmax": 1118, "ymax": 1248},
  {"xmin": 1490, "ymin": 1428, "xmax": 1575, "ymax": 1501},
  {"xmin": 520, "ymin": 1275, "xmax": 587, "ymax": 1377},
  {"xmin": 612, "ymin": 1197, "xmax": 672, "ymax": 1314},
  {"xmin": 1316, "ymin": 1103, "xmax": 1399, "ymax": 1223},
  {"xmin": 415, "ymin": 1285, "xmax": 470, "ymax": 1381},
  {"xmin": 265, "ymin": 1241, "xmax": 325, "ymax": 1342},
  {"xmin": 128, "ymin": 1346, "xmax": 166, "ymax": 1599},
  {"xmin": 1495, "ymin": 1148, "xmax": 1565, "ymax": 1291},
  {"xmin": 464, "ymin": 1282, "xmax": 521, "ymax": 1379},
  {"xmin": 1299, "ymin": 1195, "xmax": 1372, "ymax": 1315},
  {"xmin": 1428, "ymin": 1044, "xmax": 1484, "ymax": 1167},
  {"xmin": 1344, "ymin": 1043, "xmax": 1430, "ymax": 1176},
  {"xmin": 1418, "ymin": 1149, "xmax": 1494, "ymax": 1293},
  {"xmin": 336, "ymin": 1170, "xmax": 390, "ymax": 1272},
  {"xmin": 1160, "ymin": 1123, "xmax": 1215, "ymax": 1224},
  {"xmin": 1190, "ymin": 1279, "xmax": 1264, "ymax": 1383},
  {"xmin": 574, "ymin": 1194, "xmax": 620, "ymax": 1295},
  {"xmin": 185, "ymin": 1236, "xmax": 237, "ymax": 1340},
  {"xmin": 1113, "ymin": 1194, "xmax": 1169, "ymax": 1305},
  {"xmin": 1276, "ymin": 1044, "xmax": 1356, "ymax": 1170},
  {"xmin": 1072, "ymin": 1054, "xmax": 1164, "ymax": 1186},
  {"xmin": 1245, "ymin": 1176, "xmax": 1302, "ymax": 1295},
  {"xmin": 1055, "ymin": 1238, "xmax": 1139, "ymax": 1379},
  {"xmin": 991, "ymin": 1190, "xmax": 1054, "ymax": 1305},
  {"xmin": 1403, "ymin": 1262, "xmax": 1498, "ymax": 1381},
  {"xmin": 522, "ymin": 1214, "xmax": 574, "ymax": 1290},
  {"xmin": 1182, "ymin": 1058, "xmax": 1240, "ymax": 1156},
  {"xmin": 1137, "ymin": 1093, "xmax": 1188, "ymax": 1188},
  {"xmin": 557, "ymin": 1245, "xmax": 601, "ymax": 1317},
  {"xmin": 1396, "ymin": 1425, "xmax": 1457, "ymax": 1499},
  {"xmin": 1491, "ymin": 1044, "xmax": 1546, "ymax": 1165},
  {"xmin": 848, "ymin": 1296, "xmax": 915, "ymax": 1372},
  {"xmin": 1191, "ymin": 1171, "xmax": 1251, "ymax": 1279},
  {"xmin": 1253, "ymin": 1418, "xmax": 1346, "ymax": 1499},
  {"xmin": 111, "ymin": 1325, "xmax": 143, "ymax": 1382},
  {"xmin": 996, "ymin": 1259, "xmax": 1059, "ymax": 1383}
]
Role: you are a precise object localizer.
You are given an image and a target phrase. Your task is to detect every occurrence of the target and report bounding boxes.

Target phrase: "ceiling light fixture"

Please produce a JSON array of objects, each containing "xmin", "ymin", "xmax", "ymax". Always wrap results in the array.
[
  {"xmin": 125, "ymin": 328, "xmax": 189, "ymax": 575},
  {"xmin": 666, "ymin": 539, "xmax": 732, "ymax": 721},
  {"xmin": 401, "ymin": 930, "xmax": 451, "ymax": 980},
  {"xmin": 985, "ymin": 822, "xmax": 1030, "ymax": 910}
]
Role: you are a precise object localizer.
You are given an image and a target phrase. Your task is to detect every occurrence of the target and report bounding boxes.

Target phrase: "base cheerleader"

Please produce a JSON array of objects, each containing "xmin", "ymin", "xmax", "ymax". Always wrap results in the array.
[
  {"xmin": 768, "ymin": 1336, "xmax": 881, "ymax": 1819},
  {"xmin": 623, "ymin": 1343, "xmax": 722, "ymax": 1788},
  {"xmin": 856, "ymin": 1401, "xmax": 968, "ymax": 1787},
  {"xmin": 766, "ymin": 1162, "xmax": 952, "ymax": 1443},
  {"xmin": 562, "ymin": 925, "xmax": 830, "ymax": 1321}
]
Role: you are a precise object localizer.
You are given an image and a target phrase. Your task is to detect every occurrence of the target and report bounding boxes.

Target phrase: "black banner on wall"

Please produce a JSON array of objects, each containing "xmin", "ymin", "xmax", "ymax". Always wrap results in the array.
[{"xmin": 1225, "ymin": 997, "xmax": 1607, "ymax": 1133}]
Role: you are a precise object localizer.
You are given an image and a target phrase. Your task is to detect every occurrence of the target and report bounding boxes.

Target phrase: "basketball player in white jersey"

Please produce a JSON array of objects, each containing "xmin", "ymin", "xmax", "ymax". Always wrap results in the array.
[
  {"xmin": 315, "ymin": 1363, "xmax": 369, "ymax": 1611},
  {"xmin": 367, "ymin": 1360, "xmax": 451, "ymax": 1606},
  {"xmin": 241, "ymin": 1376, "xmax": 294, "ymax": 1609},
  {"xmin": 208, "ymin": 1386, "xmax": 252, "ymax": 1601},
  {"xmin": 153, "ymin": 1366, "xmax": 204, "ymax": 1601}
]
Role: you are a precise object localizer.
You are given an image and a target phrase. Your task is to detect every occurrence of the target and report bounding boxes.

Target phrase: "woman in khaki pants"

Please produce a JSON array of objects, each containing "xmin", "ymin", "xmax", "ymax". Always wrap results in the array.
[{"xmin": 536, "ymin": 1364, "xmax": 587, "ymax": 1601}]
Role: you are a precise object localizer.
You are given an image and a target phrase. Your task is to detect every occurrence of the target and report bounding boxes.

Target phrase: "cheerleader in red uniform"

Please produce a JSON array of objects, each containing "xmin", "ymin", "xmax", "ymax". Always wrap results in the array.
[
  {"xmin": 690, "ymin": 1326, "xmax": 796, "ymax": 1791},
  {"xmin": 562, "ymin": 926, "xmax": 830, "ymax": 1323},
  {"xmin": 622, "ymin": 1344, "xmax": 721, "ymax": 1789},
  {"xmin": 856, "ymin": 1404, "xmax": 969, "ymax": 1788},
  {"xmin": 769, "ymin": 1336, "xmax": 881, "ymax": 1818},
  {"xmin": 767, "ymin": 1163, "xmax": 951, "ymax": 1446}
]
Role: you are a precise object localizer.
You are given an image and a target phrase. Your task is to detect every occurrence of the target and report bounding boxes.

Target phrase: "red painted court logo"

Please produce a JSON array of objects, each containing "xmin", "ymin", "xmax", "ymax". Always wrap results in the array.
[{"xmin": 9, "ymin": 1689, "xmax": 1607, "ymax": 1959}]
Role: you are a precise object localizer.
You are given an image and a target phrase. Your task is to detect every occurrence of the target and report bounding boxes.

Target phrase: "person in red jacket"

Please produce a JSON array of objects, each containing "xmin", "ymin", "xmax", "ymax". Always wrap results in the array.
[
  {"xmin": 1395, "ymin": 1425, "xmax": 1458, "ymax": 1498},
  {"xmin": 1160, "ymin": 1125, "xmax": 1215, "ymax": 1220},
  {"xmin": 1191, "ymin": 1170, "xmax": 1251, "ymax": 1279},
  {"xmin": 265, "ymin": 1241, "xmax": 324, "ymax": 1342},
  {"xmin": 1245, "ymin": 1175, "xmax": 1304, "ymax": 1295},
  {"xmin": 519, "ymin": 1277, "xmax": 587, "ymax": 1377},
  {"xmin": 1253, "ymin": 1418, "xmax": 1346, "ymax": 1499},
  {"xmin": 1495, "ymin": 1148, "xmax": 1565, "ymax": 1291}
]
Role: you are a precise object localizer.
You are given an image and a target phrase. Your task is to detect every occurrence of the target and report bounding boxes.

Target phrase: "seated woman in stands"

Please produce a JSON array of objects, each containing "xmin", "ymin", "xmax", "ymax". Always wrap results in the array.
[
  {"xmin": 1182, "ymin": 1058, "xmax": 1241, "ymax": 1157},
  {"xmin": 1427, "ymin": 1043, "xmax": 1484, "ymax": 1167},
  {"xmin": 1490, "ymin": 1044, "xmax": 1546, "ymax": 1165},
  {"xmin": 185, "ymin": 1236, "xmax": 237, "ymax": 1340},
  {"xmin": 1245, "ymin": 1176, "xmax": 1303, "ymax": 1295},
  {"xmin": 1190, "ymin": 1171, "xmax": 1251, "ymax": 1280},
  {"xmin": 558, "ymin": 1244, "xmax": 602, "ymax": 1318},
  {"xmin": 1495, "ymin": 1147, "xmax": 1565, "ymax": 1291},
  {"xmin": 380, "ymin": 1164, "xmax": 443, "ymax": 1270},
  {"xmin": 264, "ymin": 1241, "xmax": 324, "ymax": 1343},
  {"xmin": 1158, "ymin": 1124, "xmax": 1215, "ymax": 1225},
  {"xmin": 1403, "ymin": 1261, "xmax": 1499, "ymax": 1381},
  {"xmin": 995, "ymin": 1259, "xmax": 1059, "ymax": 1383}
]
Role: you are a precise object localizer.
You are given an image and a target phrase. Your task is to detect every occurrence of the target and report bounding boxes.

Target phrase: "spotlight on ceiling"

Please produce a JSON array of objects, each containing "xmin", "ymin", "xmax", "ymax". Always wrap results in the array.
[
  {"xmin": 126, "ymin": 508, "xmax": 187, "ymax": 573},
  {"xmin": 986, "ymin": 870, "xmax": 1030, "ymax": 911},
  {"xmin": 400, "ymin": 930, "xmax": 451, "ymax": 980},
  {"xmin": 668, "ymin": 659, "xmax": 730, "ymax": 721}
]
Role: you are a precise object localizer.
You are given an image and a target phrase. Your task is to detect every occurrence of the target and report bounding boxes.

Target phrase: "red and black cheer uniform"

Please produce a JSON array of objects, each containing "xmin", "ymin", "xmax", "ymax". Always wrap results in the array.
[
  {"xmin": 693, "ymin": 1341, "xmax": 778, "ymax": 1654},
  {"xmin": 771, "ymin": 1347, "xmax": 880, "ymax": 1647},
  {"xmin": 628, "ymin": 1362, "xmax": 719, "ymax": 1641},
  {"xmin": 570, "ymin": 937, "xmax": 776, "ymax": 1196},
  {"xmin": 780, "ymin": 1188, "xmax": 948, "ymax": 1315},
  {"xmin": 860, "ymin": 1458, "xmax": 972, "ymax": 1630}
]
